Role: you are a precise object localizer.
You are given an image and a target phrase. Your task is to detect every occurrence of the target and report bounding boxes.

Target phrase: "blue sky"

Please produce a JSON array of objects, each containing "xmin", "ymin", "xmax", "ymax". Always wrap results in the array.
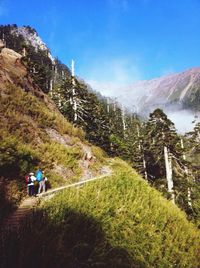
[{"xmin": 1, "ymin": 0, "xmax": 200, "ymax": 94}]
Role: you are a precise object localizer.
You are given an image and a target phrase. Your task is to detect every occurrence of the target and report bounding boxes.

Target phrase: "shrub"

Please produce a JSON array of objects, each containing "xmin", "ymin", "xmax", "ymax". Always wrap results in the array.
[
  {"xmin": 39, "ymin": 142, "xmax": 82, "ymax": 170},
  {"xmin": 0, "ymin": 132, "xmax": 40, "ymax": 178}
]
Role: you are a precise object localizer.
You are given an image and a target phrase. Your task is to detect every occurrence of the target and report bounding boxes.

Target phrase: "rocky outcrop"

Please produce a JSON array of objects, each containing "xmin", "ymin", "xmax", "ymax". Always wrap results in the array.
[{"xmin": 0, "ymin": 47, "xmax": 57, "ymax": 112}]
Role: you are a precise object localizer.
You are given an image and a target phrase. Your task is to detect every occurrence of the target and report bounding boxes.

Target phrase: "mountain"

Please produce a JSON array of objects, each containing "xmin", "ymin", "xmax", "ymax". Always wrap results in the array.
[
  {"xmin": 0, "ymin": 24, "xmax": 199, "ymax": 224},
  {"xmin": 94, "ymin": 68, "xmax": 199, "ymax": 132},
  {"xmin": 119, "ymin": 67, "xmax": 200, "ymax": 113},
  {"xmin": 0, "ymin": 25, "xmax": 118, "ymax": 152},
  {"xmin": 0, "ymin": 24, "xmax": 71, "ymax": 93},
  {"xmin": 0, "ymin": 46, "xmax": 107, "ymax": 221},
  {"xmin": 2, "ymin": 24, "xmax": 199, "ymax": 133},
  {"xmin": 0, "ymin": 26, "xmax": 199, "ymax": 267},
  {"xmin": 11, "ymin": 25, "xmax": 54, "ymax": 61}
]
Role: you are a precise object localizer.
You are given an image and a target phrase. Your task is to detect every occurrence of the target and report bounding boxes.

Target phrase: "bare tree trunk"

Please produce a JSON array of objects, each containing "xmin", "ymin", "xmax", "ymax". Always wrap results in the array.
[
  {"xmin": 181, "ymin": 138, "xmax": 192, "ymax": 208},
  {"xmin": 137, "ymin": 124, "xmax": 141, "ymax": 151},
  {"xmin": 58, "ymin": 93, "xmax": 62, "ymax": 108},
  {"xmin": 143, "ymin": 157, "xmax": 148, "ymax": 180},
  {"xmin": 71, "ymin": 59, "xmax": 77, "ymax": 122},
  {"xmin": 197, "ymin": 131, "xmax": 200, "ymax": 141},
  {"xmin": 55, "ymin": 65, "xmax": 57, "ymax": 74},
  {"xmin": 107, "ymin": 97, "xmax": 110, "ymax": 113},
  {"xmin": 164, "ymin": 146, "xmax": 175, "ymax": 203},
  {"xmin": 113, "ymin": 100, "xmax": 116, "ymax": 112},
  {"xmin": 2, "ymin": 33, "xmax": 6, "ymax": 47},
  {"xmin": 121, "ymin": 105, "xmax": 126, "ymax": 134},
  {"xmin": 137, "ymin": 125, "xmax": 147, "ymax": 179},
  {"xmin": 73, "ymin": 88, "xmax": 78, "ymax": 122},
  {"xmin": 22, "ymin": 47, "xmax": 26, "ymax": 57},
  {"xmin": 49, "ymin": 79, "xmax": 53, "ymax": 96}
]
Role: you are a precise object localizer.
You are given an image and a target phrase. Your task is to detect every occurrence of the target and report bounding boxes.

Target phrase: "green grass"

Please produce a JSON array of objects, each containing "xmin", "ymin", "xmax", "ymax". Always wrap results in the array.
[
  {"xmin": 3, "ymin": 159, "xmax": 199, "ymax": 268},
  {"xmin": 90, "ymin": 145, "xmax": 108, "ymax": 173},
  {"xmin": 38, "ymin": 141, "xmax": 83, "ymax": 170},
  {"xmin": 0, "ymin": 85, "xmax": 85, "ymax": 141},
  {"xmin": 0, "ymin": 85, "xmax": 91, "ymax": 221}
]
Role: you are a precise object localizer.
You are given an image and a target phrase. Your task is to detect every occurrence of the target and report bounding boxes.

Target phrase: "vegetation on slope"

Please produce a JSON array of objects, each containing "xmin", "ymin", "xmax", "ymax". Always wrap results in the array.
[
  {"xmin": 0, "ymin": 85, "xmax": 79, "ymax": 219},
  {"xmin": 1, "ymin": 24, "xmax": 199, "ymax": 222},
  {"xmin": 0, "ymin": 24, "xmax": 71, "ymax": 93},
  {"xmin": 3, "ymin": 159, "xmax": 199, "ymax": 268},
  {"xmin": 0, "ymin": 79, "xmax": 106, "ymax": 223}
]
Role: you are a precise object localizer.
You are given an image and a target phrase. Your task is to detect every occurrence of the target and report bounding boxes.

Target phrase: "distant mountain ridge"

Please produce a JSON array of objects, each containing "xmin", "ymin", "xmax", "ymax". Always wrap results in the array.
[
  {"xmin": 119, "ymin": 67, "xmax": 200, "ymax": 115},
  {"xmin": 1, "ymin": 24, "xmax": 199, "ymax": 132}
]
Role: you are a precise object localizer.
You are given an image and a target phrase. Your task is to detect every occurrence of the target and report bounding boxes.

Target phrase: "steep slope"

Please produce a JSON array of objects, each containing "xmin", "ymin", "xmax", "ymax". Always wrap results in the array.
[
  {"xmin": 119, "ymin": 67, "xmax": 200, "ymax": 112},
  {"xmin": 0, "ymin": 47, "xmax": 107, "ymax": 222},
  {"xmin": 11, "ymin": 26, "xmax": 54, "ymax": 60},
  {"xmin": 2, "ymin": 159, "xmax": 199, "ymax": 268},
  {"xmin": 0, "ymin": 37, "xmax": 199, "ymax": 268},
  {"xmin": 0, "ymin": 24, "xmax": 71, "ymax": 93}
]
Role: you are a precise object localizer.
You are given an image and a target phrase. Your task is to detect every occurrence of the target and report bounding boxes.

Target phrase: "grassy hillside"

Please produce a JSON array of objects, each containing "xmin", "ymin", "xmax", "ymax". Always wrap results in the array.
[
  {"xmin": 3, "ymin": 159, "xmax": 199, "ymax": 268},
  {"xmin": 0, "ymin": 48, "xmax": 107, "ymax": 222}
]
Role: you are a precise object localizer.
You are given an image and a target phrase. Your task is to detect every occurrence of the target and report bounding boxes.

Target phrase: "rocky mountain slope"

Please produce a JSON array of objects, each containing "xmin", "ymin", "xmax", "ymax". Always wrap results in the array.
[
  {"xmin": 119, "ymin": 67, "xmax": 200, "ymax": 115},
  {"xmin": 0, "ymin": 46, "xmax": 107, "ymax": 221},
  {"xmin": 0, "ymin": 24, "xmax": 199, "ymax": 224},
  {"xmin": 0, "ymin": 27, "xmax": 199, "ymax": 268},
  {"xmin": 11, "ymin": 26, "xmax": 53, "ymax": 59}
]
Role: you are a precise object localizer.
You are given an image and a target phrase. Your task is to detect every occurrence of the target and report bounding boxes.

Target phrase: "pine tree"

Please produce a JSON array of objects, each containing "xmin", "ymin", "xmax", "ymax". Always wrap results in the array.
[
  {"xmin": 185, "ymin": 122, "xmax": 200, "ymax": 223},
  {"xmin": 143, "ymin": 109, "xmax": 188, "ymax": 204}
]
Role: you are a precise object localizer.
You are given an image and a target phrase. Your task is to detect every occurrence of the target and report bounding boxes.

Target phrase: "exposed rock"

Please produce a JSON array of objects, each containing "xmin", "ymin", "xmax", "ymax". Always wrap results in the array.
[
  {"xmin": 46, "ymin": 128, "xmax": 72, "ymax": 147},
  {"xmin": 1, "ymin": 47, "xmax": 22, "ymax": 61},
  {"xmin": 0, "ymin": 47, "xmax": 58, "ymax": 113},
  {"xmin": 11, "ymin": 26, "xmax": 54, "ymax": 62},
  {"xmin": 53, "ymin": 164, "xmax": 74, "ymax": 180}
]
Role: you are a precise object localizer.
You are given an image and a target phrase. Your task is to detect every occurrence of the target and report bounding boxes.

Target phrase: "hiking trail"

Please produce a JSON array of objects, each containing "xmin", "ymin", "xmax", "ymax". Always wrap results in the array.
[{"xmin": 0, "ymin": 163, "xmax": 112, "ymax": 233}]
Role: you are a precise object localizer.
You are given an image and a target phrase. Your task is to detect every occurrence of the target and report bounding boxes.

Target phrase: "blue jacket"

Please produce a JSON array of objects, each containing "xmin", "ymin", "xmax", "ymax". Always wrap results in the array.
[{"xmin": 36, "ymin": 170, "xmax": 43, "ymax": 182}]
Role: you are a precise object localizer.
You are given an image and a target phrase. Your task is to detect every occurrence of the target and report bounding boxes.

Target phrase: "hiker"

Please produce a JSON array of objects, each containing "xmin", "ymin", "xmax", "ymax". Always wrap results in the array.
[
  {"xmin": 38, "ymin": 175, "xmax": 48, "ymax": 194},
  {"xmin": 26, "ymin": 172, "xmax": 36, "ymax": 196},
  {"xmin": 36, "ymin": 168, "xmax": 48, "ymax": 194},
  {"xmin": 35, "ymin": 168, "xmax": 43, "ymax": 194},
  {"xmin": 25, "ymin": 174, "xmax": 30, "ymax": 194}
]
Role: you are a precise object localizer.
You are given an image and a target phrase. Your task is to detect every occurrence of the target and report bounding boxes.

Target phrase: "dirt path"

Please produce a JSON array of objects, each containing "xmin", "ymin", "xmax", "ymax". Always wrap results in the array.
[
  {"xmin": 0, "ymin": 165, "xmax": 112, "ymax": 267},
  {"xmin": 1, "ymin": 165, "xmax": 112, "ymax": 233},
  {"xmin": 2, "ymin": 197, "xmax": 39, "ymax": 233},
  {"xmin": 38, "ymin": 165, "xmax": 112, "ymax": 199}
]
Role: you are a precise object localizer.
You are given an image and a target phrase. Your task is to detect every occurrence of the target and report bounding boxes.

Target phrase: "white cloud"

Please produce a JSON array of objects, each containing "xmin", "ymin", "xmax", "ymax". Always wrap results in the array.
[
  {"xmin": 167, "ymin": 109, "xmax": 199, "ymax": 133},
  {"xmin": 86, "ymin": 56, "xmax": 142, "ymax": 97}
]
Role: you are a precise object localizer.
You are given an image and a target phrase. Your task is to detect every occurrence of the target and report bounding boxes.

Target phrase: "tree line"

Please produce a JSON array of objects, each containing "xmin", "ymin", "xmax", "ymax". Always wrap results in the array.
[
  {"xmin": 50, "ymin": 67, "xmax": 200, "ymax": 224},
  {"xmin": 0, "ymin": 24, "xmax": 199, "ymax": 224}
]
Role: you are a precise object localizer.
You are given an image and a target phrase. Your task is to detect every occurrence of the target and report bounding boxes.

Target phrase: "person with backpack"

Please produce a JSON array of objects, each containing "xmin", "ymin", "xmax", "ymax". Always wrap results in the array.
[
  {"xmin": 38, "ymin": 175, "xmax": 48, "ymax": 194},
  {"xmin": 35, "ymin": 168, "xmax": 43, "ymax": 181},
  {"xmin": 25, "ymin": 174, "xmax": 31, "ymax": 195},
  {"xmin": 36, "ymin": 168, "xmax": 46, "ymax": 194},
  {"xmin": 26, "ymin": 172, "xmax": 36, "ymax": 196}
]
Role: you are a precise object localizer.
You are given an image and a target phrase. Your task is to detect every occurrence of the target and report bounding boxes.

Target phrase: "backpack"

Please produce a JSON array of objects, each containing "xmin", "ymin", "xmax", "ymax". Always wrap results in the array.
[
  {"xmin": 25, "ymin": 175, "xmax": 32, "ymax": 184},
  {"xmin": 36, "ymin": 170, "xmax": 43, "ymax": 182},
  {"xmin": 43, "ymin": 176, "xmax": 48, "ymax": 181}
]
